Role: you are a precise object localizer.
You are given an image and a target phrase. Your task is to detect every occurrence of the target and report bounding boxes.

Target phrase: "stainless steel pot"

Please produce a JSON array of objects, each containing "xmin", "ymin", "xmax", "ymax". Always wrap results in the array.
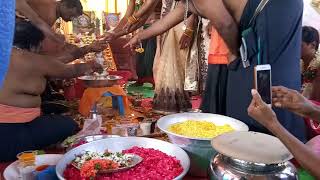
[{"xmin": 209, "ymin": 154, "xmax": 298, "ymax": 180}]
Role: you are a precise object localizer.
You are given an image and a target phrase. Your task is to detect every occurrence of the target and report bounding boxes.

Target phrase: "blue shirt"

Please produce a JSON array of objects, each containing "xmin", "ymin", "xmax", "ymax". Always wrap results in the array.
[{"xmin": 0, "ymin": 0, "xmax": 15, "ymax": 88}]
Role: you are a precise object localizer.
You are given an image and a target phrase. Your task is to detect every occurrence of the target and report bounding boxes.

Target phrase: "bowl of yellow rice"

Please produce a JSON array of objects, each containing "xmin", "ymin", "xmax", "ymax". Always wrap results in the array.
[{"xmin": 157, "ymin": 113, "xmax": 248, "ymax": 177}]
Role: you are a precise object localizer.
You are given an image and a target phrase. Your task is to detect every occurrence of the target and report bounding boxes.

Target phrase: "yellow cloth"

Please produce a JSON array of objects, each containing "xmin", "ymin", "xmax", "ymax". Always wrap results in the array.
[{"xmin": 79, "ymin": 85, "xmax": 130, "ymax": 117}]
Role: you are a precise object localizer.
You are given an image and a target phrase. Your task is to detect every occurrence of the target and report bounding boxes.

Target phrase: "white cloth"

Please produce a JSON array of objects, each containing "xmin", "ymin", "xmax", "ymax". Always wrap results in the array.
[{"xmin": 303, "ymin": 0, "xmax": 320, "ymax": 30}]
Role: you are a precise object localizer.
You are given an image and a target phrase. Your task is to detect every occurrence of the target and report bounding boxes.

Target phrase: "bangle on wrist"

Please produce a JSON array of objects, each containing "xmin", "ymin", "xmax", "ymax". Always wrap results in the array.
[
  {"xmin": 184, "ymin": 30, "xmax": 193, "ymax": 37},
  {"xmin": 184, "ymin": 28, "xmax": 194, "ymax": 37},
  {"xmin": 128, "ymin": 15, "xmax": 139, "ymax": 24},
  {"xmin": 183, "ymin": 32, "xmax": 192, "ymax": 38}
]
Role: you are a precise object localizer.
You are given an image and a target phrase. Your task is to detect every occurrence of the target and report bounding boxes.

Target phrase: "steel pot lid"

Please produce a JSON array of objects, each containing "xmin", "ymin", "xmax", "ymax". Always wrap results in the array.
[{"xmin": 211, "ymin": 131, "xmax": 293, "ymax": 164}]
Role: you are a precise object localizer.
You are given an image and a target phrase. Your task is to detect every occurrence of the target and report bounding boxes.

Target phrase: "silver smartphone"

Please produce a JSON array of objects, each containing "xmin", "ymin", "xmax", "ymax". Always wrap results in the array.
[{"xmin": 254, "ymin": 64, "xmax": 272, "ymax": 106}]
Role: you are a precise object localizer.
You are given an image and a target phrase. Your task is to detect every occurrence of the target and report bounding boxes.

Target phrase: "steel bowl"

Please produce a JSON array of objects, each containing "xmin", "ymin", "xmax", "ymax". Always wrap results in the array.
[
  {"xmin": 65, "ymin": 134, "xmax": 121, "ymax": 151},
  {"xmin": 157, "ymin": 113, "xmax": 249, "ymax": 177},
  {"xmin": 56, "ymin": 137, "xmax": 190, "ymax": 180},
  {"xmin": 78, "ymin": 75, "xmax": 122, "ymax": 87}
]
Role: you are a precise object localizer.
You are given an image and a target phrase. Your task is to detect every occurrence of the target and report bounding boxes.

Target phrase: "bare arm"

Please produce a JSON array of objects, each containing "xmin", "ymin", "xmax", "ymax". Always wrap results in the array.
[
  {"xmin": 133, "ymin": 0, "xmax": 160, "ymax": 19},
  {"xmin": 137, "ymin": 3, "xmax": 185, "ymax": 41},
  {"xmin": 188, "ymin": 0, "xmax": 239, "ymax": 58},
  {"xmin": 269, "ymin": 121, "xmax": 320, "ymax": 179},
  {"xmin": 16, "ymin": 0, "xmax": 64, "ymax": 43},
  {"xmin": 272, "ymin": 86, "xmax": 320, "ymax": 122},
  {"xmin": 248, "ymin": 89, "xmax": 320, "ymax": 179},
  {"xmin": 32, "ymin": 52, "xmax": 102, "ymax": 79},
  {"xmin": 113, "ymin": 0, "xmax": 136, "ymax": 32},
  {"xmin": 42, "ymin": 58, "xmax": 93, "ymax": 79},
  {"xmin": 113, "ymin": 2, "xmax": 159, "ymax": 39},
  {"xmin": 49, "ymin": 41, "xmax": 108, "ymax": 64}
]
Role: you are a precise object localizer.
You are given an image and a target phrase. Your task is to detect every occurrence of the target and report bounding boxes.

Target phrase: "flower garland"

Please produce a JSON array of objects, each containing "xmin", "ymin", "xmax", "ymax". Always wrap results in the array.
[
  {"xmin": 302, "ymin": 52, "xmax": 320, "ymax": 84},
  {"xmin": 303, "ymin": 68, "xmax": 318, "ymax": 83}
]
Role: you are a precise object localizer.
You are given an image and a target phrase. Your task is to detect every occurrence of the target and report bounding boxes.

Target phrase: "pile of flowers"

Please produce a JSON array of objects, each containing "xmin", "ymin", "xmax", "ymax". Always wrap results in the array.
[
  {"xmin": 168, "ymin": 120, "xmax": 234, "ymax": 138},
  {"xmin": 64, "ymin": 147, "xmax": 183, "ymax": 180},
  {"xmin": 80, "ymin": 159, "xmax": 119, "ymax": 178}
]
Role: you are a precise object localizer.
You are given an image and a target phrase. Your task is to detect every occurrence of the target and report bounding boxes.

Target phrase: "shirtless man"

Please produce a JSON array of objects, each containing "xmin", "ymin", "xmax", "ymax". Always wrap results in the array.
[
  {"xmin": 0, "ymin": 21, "xmax": 103, "ymax": 162},
  {"xmin": 16, "ymin": 0, "xmax": 83, "ymax": 43},
  {"xmin": 16, "ymin": 0, "xmax": 84, "ymax": 54},
  {"xmin": 126, "ymin": 0, "xmax": 306, "ymax": 142}
]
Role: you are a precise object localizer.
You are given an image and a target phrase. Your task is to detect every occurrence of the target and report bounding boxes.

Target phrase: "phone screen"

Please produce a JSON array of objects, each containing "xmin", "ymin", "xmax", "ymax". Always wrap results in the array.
[{"xmin": 257, "ymin": 70, "xmax": 271, "ymax": 104}]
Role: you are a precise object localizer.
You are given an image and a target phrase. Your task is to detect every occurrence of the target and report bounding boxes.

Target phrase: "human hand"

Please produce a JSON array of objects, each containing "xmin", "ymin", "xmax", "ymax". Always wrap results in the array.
[
  {"xmin": 272, "ymin": 86, "xmax": 315, "ymax": 118},
  {"xmin": 123, "ymin": 34, "xmax": 141, "ymax": 49},
  {"xmin": 179, "ymin": 32, "xmax": 193, "ymax": 49},
  {"xmin": 248, "ymin": 89, "xmax": 278, "ymax": 129},
  {"xmin": 99, "ymin": 32, "xmax": 116, "ymax": 42},
  {"xmin": 63, "ymin": 43, "xmax": 79, "ymax": 52},
  {"xmin": 228, "ymin": 53, "xmax": 238, "ymax": 63},
  {"xmin": 89, "ymin": 61, "xmax": 104, "ymax": 74},
  {"xmin": 87, "ymin": 40, "xmax": 108, "ymax": 52},
  {"xmin": 123, "ymin": 22, "xmax": 134, "ymax": 33}
]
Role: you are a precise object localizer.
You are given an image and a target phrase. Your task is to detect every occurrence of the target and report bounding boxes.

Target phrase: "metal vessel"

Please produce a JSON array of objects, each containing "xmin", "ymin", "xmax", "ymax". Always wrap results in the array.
[
  {"xmin": 78, "ymin": 75, "xmax": 122, "ymax": 87},
  {"xmin": 209, "ymin": 154, "xmax": 298, "ymax": 180},
  {"xmin": 157, "ymin": 113, "xmax": 249, "ymax": 177},
  {"xmin": 56, "ymin": 137, "xmax": 190, "ymax": 180}
]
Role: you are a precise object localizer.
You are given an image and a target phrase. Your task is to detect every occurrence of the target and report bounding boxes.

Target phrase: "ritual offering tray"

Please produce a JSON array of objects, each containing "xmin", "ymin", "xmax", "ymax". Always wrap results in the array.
[
  {"xmin": 56, "ymin": 137, "xmax": 190, "ymax": 180},
  {"xmin": 78, "ymin": 75, "xmax": 122, "ymax": 87},
  {"xmin": 157, "ymin": 112, "xmax": 249, "ymax": 177}
]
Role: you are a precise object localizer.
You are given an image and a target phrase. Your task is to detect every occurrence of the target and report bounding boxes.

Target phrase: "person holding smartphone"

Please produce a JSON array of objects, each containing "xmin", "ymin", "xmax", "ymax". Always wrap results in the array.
[{"xmin": 248, "ymin": 86, "xmax": 320, "ymax": 179}]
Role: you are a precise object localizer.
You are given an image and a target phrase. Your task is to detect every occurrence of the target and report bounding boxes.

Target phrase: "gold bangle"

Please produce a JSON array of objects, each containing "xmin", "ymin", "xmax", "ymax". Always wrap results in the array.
[
  {"xmin": 128, "ymin": 15, "xmax": 138, "ymax": 24},
  {"xmin": 183, "ymin": 28, "xmax": 194, "ymax": 37},
  {"xmin": 184, "ymin": 28, "xmax": 194, "ymax": 35},
  {"xmin": 183, "ymin": 32, "xmax": 192, "ymax": 38},
  {"xmin": 132, "ymin": 15, "xmax": 138, "ymax": 21},
  {"xmin": 127, "ymin": 17, "xmax": 134, "ymax": 24}
]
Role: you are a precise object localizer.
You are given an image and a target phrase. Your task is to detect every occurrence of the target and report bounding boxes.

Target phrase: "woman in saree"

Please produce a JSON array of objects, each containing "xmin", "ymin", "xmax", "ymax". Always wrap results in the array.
[
  {"xmin": 301, "ymin": 26, "xmax": 320, "ymax": 102},
  {"xmin": 102, "ymin": 0, "xmax": 161, "ymax": 87},
  {"xmin": 125, "ymin": 1, "xmax": 209, "ymax": 113}
]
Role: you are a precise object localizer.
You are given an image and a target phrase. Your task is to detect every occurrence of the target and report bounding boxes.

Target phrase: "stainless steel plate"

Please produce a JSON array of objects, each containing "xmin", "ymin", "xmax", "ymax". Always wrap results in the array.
[{"xmin": 56, "ymin": 137, "xmax": 190, "ymax": 180}]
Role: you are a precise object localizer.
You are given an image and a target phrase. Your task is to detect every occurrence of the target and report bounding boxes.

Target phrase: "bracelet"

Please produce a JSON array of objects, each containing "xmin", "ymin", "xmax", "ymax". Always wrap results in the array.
[
  {"xmin": 183, "ymin": 32, "xmax": 192, "ymax": 38},
  {"xmin": 127, "ymin": 15, "xmax": 139, "ymax": 24},
  {"xmin": 184, "ymin": 27, "xmax": 194, "ymax": 33},
  {"xmin": 183, "ymin": 28, "xmax": 194, "ymax": 38}
]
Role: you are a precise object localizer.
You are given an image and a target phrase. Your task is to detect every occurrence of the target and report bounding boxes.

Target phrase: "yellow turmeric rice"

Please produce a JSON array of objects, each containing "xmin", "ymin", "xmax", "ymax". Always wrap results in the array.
[{"xmin": 168, "ymin": 120, "xmax": 234, "ymax": 138}]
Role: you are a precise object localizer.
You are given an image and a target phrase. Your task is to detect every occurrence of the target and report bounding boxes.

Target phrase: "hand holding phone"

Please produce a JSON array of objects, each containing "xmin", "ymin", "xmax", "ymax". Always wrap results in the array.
[{"xmin": 254, "ymin": 64, "xmax": 272, "ymax": 106}]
